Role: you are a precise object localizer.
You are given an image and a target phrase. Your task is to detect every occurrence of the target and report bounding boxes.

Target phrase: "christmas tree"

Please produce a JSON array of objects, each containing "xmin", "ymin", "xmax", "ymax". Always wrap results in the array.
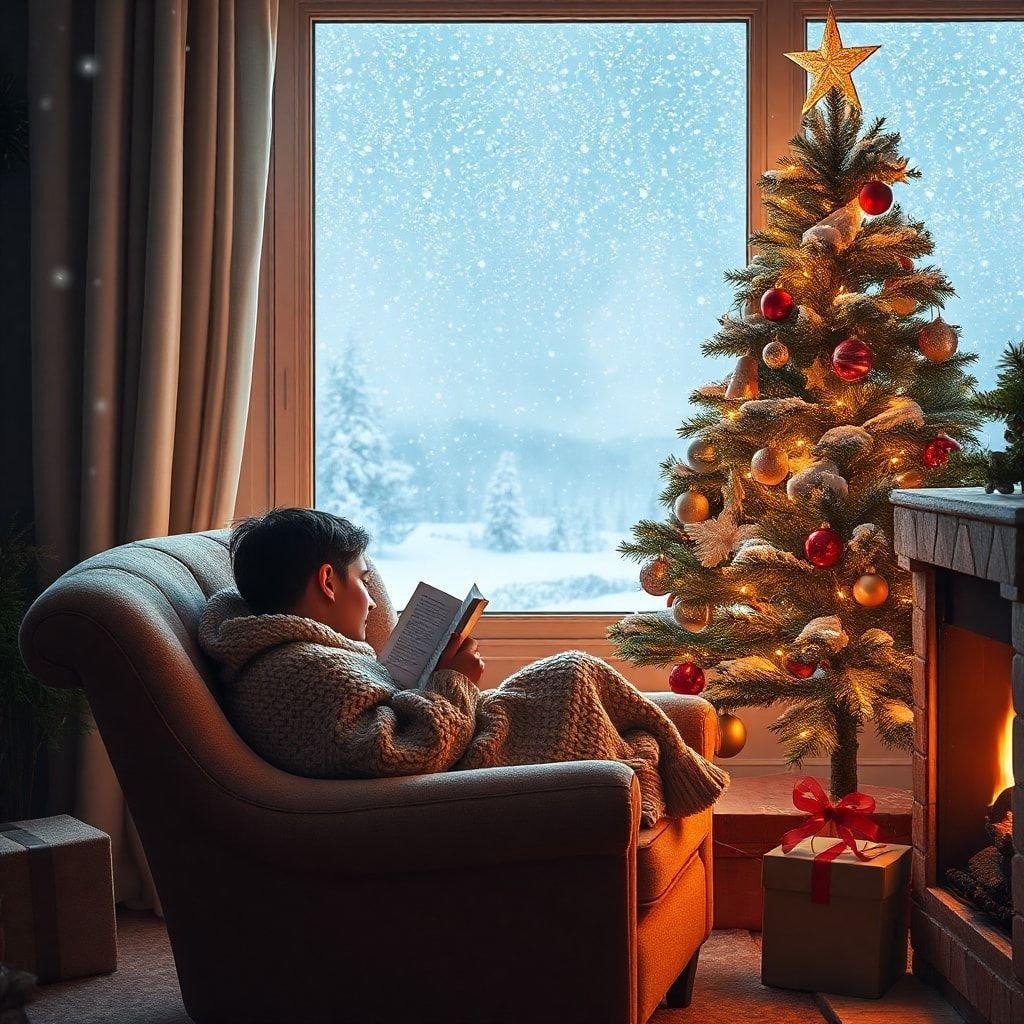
[{"xmin": 610, "ymin": 14, "xmax": 981, "ymax": 798}]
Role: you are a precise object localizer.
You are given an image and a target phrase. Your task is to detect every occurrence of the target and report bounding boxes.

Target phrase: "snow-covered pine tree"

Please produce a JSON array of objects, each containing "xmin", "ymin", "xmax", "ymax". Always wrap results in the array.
[
  {"xmin": 481, "ymin": 450, "xmax": 527, "ymax": 552},
  {"xmin": 315, "ymin": 340, "xmax": 417, "ymax": 545},
  {"xmin": 609, "ymin": 86, "xmax": 982, "ymax": 799}
]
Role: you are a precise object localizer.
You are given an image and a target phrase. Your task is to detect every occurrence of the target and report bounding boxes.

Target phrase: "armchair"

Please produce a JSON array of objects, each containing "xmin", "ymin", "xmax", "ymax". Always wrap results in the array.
[{"xmin": 19, "ymin": 529, "xmax": 718, "ymax": 1024}]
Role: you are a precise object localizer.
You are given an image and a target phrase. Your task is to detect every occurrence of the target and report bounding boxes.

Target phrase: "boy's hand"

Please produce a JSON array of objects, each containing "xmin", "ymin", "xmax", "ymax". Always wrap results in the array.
[{"xmin": 437, "ymin": 634, "xmax": 485, "ymax": 686}]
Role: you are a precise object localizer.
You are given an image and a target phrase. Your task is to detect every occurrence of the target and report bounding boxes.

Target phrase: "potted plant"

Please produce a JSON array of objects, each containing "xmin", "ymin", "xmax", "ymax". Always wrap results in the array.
[{"xmin": 0, "ymin": 519, "xmax": 92, "ymax": 821}]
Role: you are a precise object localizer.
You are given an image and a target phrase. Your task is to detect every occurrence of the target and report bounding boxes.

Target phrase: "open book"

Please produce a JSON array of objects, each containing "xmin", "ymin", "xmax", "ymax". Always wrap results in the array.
[{"xmin": 378, "ymin": 582, "xmax": 488, "ymax": 689}]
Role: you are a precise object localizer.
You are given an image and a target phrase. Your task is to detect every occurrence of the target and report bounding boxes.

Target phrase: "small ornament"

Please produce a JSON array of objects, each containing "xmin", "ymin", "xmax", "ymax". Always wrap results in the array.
[
  {"xmin": 725, "ymin": 354, "xmax": 760, "ymax": 400},
  {"xmin": 918, "ymin": 318, "xmax": 959, "ymax": 363},
  {"xmin": 683, "ymin": 508, "xmax": 760, "ymax": 568},
  {"xmin": 831, "ymin": 337, "xmax": 874, "ymax": 381},
  {"xmin": 884, "ymin": 258, "xmax": 917, "ymax": 316},
  {"xmin": 804, "ymin": 524, "xmax": 844, "ymax": 568},
  {"xmin": 674, "ymin": 490, "xmax": 710, "ymax": 524},
  {"xmin": 640, "ymin": 556, "xmax": 672, "ymax": 596},
  {"xmin": 784, "ymin": 657, "xmax": 817, "ymax": 679},
  {"xmin": 853, "ymin": 570, "xmax": 889, "ymax": 608},
  {"xmin": 762, "ymin": 340, "xmax": 790, "ymax": 369},
  {"xmin": 667, "ymin": 593, "xmax": 676, "ymax": 607},
  {"xmin": 750, "ymin": 447, "xmax": 790, "ymax": 486},
  {"xmin": 672, "ymin": 602, "xmax": 712, "ymax": 633},
  {"xmin": 760, "ymin": 288, "xmax": 794, "ymax": 322},
  {"xmin": 896, "ymin": 468, "xmax": 924, "ymax": 488},
  {"xmin": 784, "ymin": 7, "xmax": 879, "ymax": 114},
  {"xmin": 858, "ymin": 180, "xmax": 893, "ymax": 216},
  {"xmin": 668, "ymin": 662, "xmax": 706, "ymax": 696},
  {"xmin": 685, "ymin": 437, "xmax": 722, "ymax": 473},
  {"xmin": 716, "ymin": 712, "xmax": 747, "ymax": 758},
  {"xmin": 800, "ymin": 201, "xmax": 863, "ymax": 252},
  {"xmin": 922, "ymin": 433, "xmax": 961, "ymax": 469}
]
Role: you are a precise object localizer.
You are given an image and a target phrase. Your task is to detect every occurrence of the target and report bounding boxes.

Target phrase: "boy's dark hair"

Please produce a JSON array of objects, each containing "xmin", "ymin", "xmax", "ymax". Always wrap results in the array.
[{"xmin": 228, "ymin": 508, "xmax": 371, "ymax": 614}]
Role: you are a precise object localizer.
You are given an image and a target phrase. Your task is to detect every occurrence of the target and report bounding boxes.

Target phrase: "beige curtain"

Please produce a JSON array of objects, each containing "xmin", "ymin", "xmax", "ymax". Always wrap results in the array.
[{"xmin": 28, "ymin": 0, "xmax": 278, "ymax": 912}]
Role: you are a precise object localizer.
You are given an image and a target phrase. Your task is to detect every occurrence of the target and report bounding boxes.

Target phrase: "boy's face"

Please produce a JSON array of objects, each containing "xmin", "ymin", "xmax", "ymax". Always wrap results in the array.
[
  {"xmin": 333, "ymin": 554, "xmax": 377, "ymax": 642},
  {"xmin": 304, "ymin": 554, "xmax": 377, "ymax": 642}
]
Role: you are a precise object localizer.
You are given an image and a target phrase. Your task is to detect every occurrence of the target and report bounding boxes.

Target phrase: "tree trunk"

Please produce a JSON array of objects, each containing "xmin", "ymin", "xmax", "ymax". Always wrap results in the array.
[{"xmin": 830, "ymin": 707, "xmax": 860, "ymax": 799}]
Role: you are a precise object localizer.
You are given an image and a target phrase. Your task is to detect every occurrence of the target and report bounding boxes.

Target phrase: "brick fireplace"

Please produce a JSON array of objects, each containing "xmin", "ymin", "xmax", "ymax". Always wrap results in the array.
[{"xmin": 892, "ymin": 487, "xmax": 1023, "ymax": 1024}]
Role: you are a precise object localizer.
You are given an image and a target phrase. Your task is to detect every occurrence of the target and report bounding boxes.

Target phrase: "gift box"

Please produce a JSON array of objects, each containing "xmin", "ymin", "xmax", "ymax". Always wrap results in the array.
[
  {"xmin": 761, "ymin": 837, "xmax": 910, "ymax": 998},
  {"xmin": 0, "ymin": 815, "xmax": 117, "ymax": 982}
]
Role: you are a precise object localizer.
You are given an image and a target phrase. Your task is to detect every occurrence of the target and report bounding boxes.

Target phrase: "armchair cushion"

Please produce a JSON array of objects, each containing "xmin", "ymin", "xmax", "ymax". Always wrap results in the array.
[{"xmin": 636, "ymin": 809, "xmax": 711, "ymax": 905}]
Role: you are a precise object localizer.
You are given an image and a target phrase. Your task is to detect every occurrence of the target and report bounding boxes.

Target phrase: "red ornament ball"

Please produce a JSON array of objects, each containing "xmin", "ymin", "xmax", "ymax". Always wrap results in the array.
[
  {"xmin": 896, "ymin": 255, "xmax": 914, "ymax": 272},
  {"xmin": 760, "ymin": 288, "xmax": 794, "ymax": 322},
  {"xmin": 859, "ymin": 180, "xmax": 893, "ymax": 216},
  {"xmin": 831, "ymin": 337, "xmax": 874, "ymax": 382},
  {"xmin": 666, "ymin": 593, "xmax": 676, "ymax": 607},
  {"xmin": 669, "ymin": 662, "xmax": 706, "ymax": 695},
  {"xmin": 922, "ymin": 434, "xmax": 960, "ymax": 469},
  {"xmin": 804, "ymin": 525, "xmax": 844, "ymax": 568},
  {"xmin": 784, "ymin": 657, "xmax": 817, "ymax": 679}
]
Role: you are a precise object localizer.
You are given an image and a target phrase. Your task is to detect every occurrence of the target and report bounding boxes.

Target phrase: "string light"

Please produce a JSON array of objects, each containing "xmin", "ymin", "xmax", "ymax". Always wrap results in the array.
[
  {"xmin": 837, "ymin": 589, "xmax": 847, "ymax": 599},
  {"xmin": 775, "ymin": 648, "xmax": 784, "ymax": 657},
  {"xmin": 799, "ymin": 730, "xmax": 811, "ymax": 739}
]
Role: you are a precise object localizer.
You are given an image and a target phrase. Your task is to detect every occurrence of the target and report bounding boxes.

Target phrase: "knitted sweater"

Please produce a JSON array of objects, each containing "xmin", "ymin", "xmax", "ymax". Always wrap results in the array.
[{"xmin": 198, "ymin": 588, "xmax": 729, "ymax": 826}]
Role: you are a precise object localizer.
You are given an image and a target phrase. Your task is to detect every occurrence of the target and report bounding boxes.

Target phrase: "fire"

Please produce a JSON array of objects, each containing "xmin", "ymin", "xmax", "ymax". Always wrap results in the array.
[{"xmin": 994, "ymin": 708, "xmax": 1015, "ymax": 803}]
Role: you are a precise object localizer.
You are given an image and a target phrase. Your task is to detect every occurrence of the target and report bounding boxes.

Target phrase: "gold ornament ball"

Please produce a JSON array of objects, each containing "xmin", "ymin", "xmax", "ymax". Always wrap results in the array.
[
  {"xmin": 672, "ymin": 602, "xmax": 712, "ymax": 633},
  {"xmin": 640, "ymin": 557, "xmax": 672, "ymax": 596},
  {"xmin": 674, "ymin": 491, "xmax": 710, "ymax": 524},
  {"xmin": 896, "ymin": 468, "xmax": 924, "ymax": 489},
  {"xmin": 685, "ymin": 437, "xmax": 722, "ymax": 474},
  {"xmin": 761, "ymin": 340, "xmax": 790, "ymax": 369},
  {"xmin": 750, "ymin": 446, "xmax": 790, "ymax": 486},
  {"xmin": 853, "ymin": 572, "xmax": 889, "ymax": 608},
  {"xmin": 716, "ymin": 712, "xmax": 747, "ymax": 758},
  {"xmin": 918, "ymin": 318, "xmax": 959, "ymax": 363},
  {"xmin": 886, "ymin": 290, "xmax": 917, "ymax": 317}
]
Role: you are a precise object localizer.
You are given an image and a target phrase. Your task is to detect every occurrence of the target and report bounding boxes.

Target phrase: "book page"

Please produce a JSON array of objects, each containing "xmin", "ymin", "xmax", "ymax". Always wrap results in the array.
[
  {"xmin": 378, "ymin": 582, "xmax": 462, "ymax": 689},
  {"xmin": 414, "ymin": 584, "xmax": 488, "ymax": 689}
]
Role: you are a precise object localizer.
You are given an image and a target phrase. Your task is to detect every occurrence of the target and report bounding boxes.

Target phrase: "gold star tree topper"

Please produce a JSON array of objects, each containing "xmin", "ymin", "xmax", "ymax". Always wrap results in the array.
[{"xmin": 785, "ymin": 7, "xmax": 880, "ymax": 115}]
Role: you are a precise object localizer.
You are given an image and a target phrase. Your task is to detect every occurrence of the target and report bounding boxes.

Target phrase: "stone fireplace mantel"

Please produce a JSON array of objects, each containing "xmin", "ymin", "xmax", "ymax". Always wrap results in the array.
[{"xmin": 892, "ymin": 486, "xmax": 1023, "ymax": 1024}]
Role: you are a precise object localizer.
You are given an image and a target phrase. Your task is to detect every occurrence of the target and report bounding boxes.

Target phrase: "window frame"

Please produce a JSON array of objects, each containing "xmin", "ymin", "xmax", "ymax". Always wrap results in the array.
[{"xmin": 238, "ymin": 0, "xmax": 1024, "ymax": 668}]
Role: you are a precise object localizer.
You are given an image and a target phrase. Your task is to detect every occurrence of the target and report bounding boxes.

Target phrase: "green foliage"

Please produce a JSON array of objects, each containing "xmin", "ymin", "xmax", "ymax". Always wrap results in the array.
[
  {"xmin": 972, "ymin": 342, "xmax": 1024, "ymax": 494},
  {"xmin": 610, "ymin": 89, "xmax": 977, "ymax": 796},
  {"xmin": 0, "ymin": 519, "xmax": 92, "ymax": 819}
]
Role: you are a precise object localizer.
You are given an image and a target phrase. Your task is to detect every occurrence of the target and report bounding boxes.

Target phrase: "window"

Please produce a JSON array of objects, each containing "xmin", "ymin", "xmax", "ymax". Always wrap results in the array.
[
  {"xmin": 806, "ymin": 18, "xmax": 1024, "ymax": 449},
  {"xmin": 312, "ymin": 20, "xmax": 748, "ymax": 612},
  {"xmin": 260, "ymin": 0, "xmax": 1024, "ymax": 628}
]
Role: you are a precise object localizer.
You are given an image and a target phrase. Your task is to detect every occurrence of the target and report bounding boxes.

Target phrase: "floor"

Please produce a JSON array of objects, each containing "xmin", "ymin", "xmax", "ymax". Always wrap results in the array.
[{"xmin": 24, "ymin": 911, "xmax": 961, "ymax": 1024}]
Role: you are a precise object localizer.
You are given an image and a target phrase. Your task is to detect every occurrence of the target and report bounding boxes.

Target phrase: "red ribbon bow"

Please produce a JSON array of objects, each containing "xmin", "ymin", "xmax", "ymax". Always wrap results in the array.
[{"xmin": 780, "ymin": 777, "xmax": 885, "ymax": 904}]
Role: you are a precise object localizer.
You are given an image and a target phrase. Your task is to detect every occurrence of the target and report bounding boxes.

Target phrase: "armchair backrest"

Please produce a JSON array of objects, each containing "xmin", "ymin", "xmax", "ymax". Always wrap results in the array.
[{"xmin": 18, "ymin": 528, "xmax": 398, "ymax": 853}]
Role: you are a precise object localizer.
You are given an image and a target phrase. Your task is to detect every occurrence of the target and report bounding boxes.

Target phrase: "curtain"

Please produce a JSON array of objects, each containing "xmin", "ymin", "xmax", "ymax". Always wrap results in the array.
[{"xmin": 28, "ymin": 0, "xmax": 279, "ymax": 913}]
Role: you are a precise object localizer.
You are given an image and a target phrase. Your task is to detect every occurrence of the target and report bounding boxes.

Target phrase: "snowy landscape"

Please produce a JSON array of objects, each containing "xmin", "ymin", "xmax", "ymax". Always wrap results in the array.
[{"xmin": 311, "ymin": 21, "xmax": 1024, "ymax": 613}]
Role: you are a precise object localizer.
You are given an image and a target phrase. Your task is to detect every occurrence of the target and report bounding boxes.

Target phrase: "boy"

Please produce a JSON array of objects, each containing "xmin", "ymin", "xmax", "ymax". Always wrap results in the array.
[{"xmin": 199, "ymin": 507, "xmax": 727, "ymax": 825}]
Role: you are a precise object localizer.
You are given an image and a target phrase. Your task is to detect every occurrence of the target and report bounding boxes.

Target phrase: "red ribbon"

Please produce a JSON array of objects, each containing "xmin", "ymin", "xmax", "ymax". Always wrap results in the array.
[{"xmin": 780, "ymin": 777, "xmax": 885, "ymax": 904}]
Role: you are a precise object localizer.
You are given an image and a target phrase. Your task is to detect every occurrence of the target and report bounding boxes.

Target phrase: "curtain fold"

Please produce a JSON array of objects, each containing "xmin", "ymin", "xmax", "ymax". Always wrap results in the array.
[{"xmin": 28, "ymin": 0, "xmax": 279, "ymax": 912}]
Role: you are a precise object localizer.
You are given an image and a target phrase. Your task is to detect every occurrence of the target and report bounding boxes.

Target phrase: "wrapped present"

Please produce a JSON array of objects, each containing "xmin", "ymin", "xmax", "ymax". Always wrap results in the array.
[
  {"xmin": 761, "ymin": 778, "xmax": 910, "ymax": 998},
  {"xmin": 0, "ymin": 816, "xmax": 116, "ymax": 982}
]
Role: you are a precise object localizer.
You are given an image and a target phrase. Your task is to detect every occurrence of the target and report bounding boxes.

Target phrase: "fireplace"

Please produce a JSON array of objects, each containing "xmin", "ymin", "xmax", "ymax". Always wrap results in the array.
[{"xmin": 892, "ymin": 487, "xmax": 1023, "ymax": 1024}]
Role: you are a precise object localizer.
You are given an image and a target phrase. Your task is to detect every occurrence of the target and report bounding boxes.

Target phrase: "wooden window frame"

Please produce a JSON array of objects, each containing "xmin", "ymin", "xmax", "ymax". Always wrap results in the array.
[{"xmin": 237, "ymin": 0, "xmax": 1024, "ymax": 689}]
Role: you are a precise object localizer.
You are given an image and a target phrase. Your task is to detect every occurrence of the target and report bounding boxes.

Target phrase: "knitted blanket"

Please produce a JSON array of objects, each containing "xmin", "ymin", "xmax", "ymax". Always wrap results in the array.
[{"xmin": 198, "ymin": 588, "xmax": 729, "ymax": 826}]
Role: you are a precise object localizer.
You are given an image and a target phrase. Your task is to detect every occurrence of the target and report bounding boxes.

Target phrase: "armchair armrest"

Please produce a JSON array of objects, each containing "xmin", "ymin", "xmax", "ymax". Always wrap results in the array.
[
  {"xmin": 648, "ymin": 692, "xmax": 719, "ymax": 761},
  {"xmin": 218, "ymin": 759, "xmax": 642, "ymax": 877}
]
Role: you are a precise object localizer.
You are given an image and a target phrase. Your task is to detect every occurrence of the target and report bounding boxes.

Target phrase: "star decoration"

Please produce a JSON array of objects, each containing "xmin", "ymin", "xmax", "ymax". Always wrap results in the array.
[
  {"xmin": 803, "ymin": 357, "xmax": 830, "ymax": 393},
  {"xmin": 785, "ymin": 7, "xmax": 880, "ymax": 115}
]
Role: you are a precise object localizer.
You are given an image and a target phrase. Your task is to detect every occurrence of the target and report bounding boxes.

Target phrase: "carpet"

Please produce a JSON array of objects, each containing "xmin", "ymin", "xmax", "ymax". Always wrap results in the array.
[{"xmin": 26, "ymin": 912, "xmax": 826, "ymax": 1024}]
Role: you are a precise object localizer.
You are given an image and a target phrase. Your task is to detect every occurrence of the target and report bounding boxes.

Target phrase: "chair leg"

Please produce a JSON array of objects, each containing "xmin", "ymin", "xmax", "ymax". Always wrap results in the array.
[{"xmin": 665, "ymin": 947, "xmax": 700, "ymax": 1009}]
